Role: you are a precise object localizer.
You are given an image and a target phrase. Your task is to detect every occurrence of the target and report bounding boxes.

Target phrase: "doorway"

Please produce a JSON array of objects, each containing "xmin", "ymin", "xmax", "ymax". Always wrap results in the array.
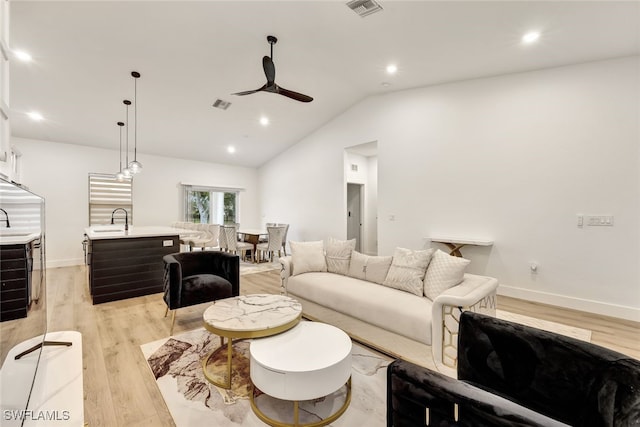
[{"xmin": 347, "ymin": 183, "xmax": 363, "ymax": 252}]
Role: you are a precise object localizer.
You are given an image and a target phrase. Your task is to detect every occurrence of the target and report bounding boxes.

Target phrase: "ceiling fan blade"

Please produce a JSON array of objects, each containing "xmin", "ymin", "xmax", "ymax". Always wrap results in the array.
[
  {"xmin": 232, "ymin": 84, "xmax": 267, "ymax": 96},
  {"xmin": 276, "ymin": 86, "xmax": 314, "ymax": 103},
  {"xmin": 262, "ymin": 56, "xmax": 275, "ymax": 85}
]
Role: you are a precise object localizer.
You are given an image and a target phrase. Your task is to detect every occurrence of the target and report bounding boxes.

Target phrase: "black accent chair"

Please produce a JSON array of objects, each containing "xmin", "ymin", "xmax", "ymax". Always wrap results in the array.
[
  {"xmin": 163, "ymin": 251, "xmax": 240, "ymax": 334},
  {"xmin": 387, "ymin": 311, "xmax": 640, "ymax": 427}
]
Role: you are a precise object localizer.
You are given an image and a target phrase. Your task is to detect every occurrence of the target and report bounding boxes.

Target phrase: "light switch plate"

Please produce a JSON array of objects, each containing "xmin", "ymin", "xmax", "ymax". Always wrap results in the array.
[{"xmin": 586, "ymin": 215, "xmax": 614, "ymax": 226}]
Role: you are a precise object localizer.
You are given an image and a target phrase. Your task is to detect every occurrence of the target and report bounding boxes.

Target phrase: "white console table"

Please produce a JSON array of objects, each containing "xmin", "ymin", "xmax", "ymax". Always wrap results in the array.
[
  {"xmin": 0, "ymin": 331, "xmax": 84, "ymax": 426},
  {"xmin": 429, "ymin": 237, "xmax": 494, "ymax": 257}
]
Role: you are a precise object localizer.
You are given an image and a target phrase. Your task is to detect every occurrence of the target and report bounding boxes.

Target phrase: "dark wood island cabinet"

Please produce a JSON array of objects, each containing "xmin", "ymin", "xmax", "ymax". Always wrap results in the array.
[
  {"xmin": 85, "ymin": 226, "xmax": 182, "ymax": 304},
  {"xmin": 0, "ymin": 234, "xmax": 41, "ymax": 322}
]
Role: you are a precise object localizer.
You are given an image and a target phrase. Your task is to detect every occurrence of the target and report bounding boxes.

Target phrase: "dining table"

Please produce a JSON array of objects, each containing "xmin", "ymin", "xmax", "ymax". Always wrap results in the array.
[{"xmin": 237, "ymin": 228, "xmax": 268, "ymax": 262}]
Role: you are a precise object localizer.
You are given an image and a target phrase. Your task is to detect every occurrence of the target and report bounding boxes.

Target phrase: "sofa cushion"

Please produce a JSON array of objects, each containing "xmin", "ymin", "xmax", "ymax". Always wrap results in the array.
[
  {"xmin": 290, "ymin": 240, "xmax": 327, "ymax": 276},
  {"xmin": 383, "ymin": 247, "xmax": 434, "ymax": 296},
  {"xmin": 287, "ymin": 272, "xmax": 433, "ymax": 345},
  {"xmin": 325, "ymin": 237, "xmax": 356, "ymax": 276},
  {"xmin": 424, "ymin": 249, "xmax": 470, "ymax": 300},
  {"xmin": 347, "ymin": 251, "xmax": 393, "ymax": 285}
]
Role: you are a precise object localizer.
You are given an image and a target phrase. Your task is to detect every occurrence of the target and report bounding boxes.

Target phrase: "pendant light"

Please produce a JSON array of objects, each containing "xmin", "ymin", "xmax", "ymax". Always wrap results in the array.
[
  {"xmin": 115, "ymin": 121, "xmax": 125, "ymax": 182},
  {"xmin": 128, "ymin": 71, "xmax": 143, "ymax": 174},
  {"xmin": 122, "ymin": 99, "xmax": 132, "ymax": 178}
]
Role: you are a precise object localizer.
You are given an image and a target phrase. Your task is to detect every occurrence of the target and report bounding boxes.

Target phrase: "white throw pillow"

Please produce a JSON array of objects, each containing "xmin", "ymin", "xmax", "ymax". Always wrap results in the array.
[
  {"xmin": 290, "ymin": 241, "xmax": 327, "ymax": 276},
  {"xmin": 383, "ymin": 247, "xmax": 434, "ymax": 296},
  {"xmin": 347, "ymin": 251, "xmax": 393, "ymax": 285},
  {"xmin": 424, "ymin": 249, "xmax": 470, "ymax": 300},
  {"xmin": 347, "ymin": 251, "xmax": 367, "ymax": 280},
  {"xmin": 364, "ymin": 255, "xmax": 394, "ymax": 285},
  {"xmin": 325, "ymin": 237, "xmax": 356, "ymax": 276}
]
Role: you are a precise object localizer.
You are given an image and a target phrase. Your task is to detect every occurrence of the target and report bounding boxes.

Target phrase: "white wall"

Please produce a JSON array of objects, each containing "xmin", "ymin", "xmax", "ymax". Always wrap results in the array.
[
  {"xmin": 13, "ymin": 137, "xmax": 260, "ymax": 267},
  {"xmin": 259, "ymin": 56, "xmax": 640, "ymax": 321}
]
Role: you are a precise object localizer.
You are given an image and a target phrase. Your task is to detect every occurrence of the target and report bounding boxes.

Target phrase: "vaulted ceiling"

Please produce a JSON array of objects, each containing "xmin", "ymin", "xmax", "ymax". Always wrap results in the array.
[{"xmin": 10, "ymin": 1, "xmax": 639, "ymax": 167}]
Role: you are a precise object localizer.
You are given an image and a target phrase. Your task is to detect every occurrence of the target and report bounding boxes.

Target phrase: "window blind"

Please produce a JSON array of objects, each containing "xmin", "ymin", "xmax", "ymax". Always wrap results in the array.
[
  {"xmin": 0, "ymin": 180, "xmax": 42, "ymax": 233},
  {"xmin": 88, "ymin": 173, "xmax": 133, "ymax": 226}
]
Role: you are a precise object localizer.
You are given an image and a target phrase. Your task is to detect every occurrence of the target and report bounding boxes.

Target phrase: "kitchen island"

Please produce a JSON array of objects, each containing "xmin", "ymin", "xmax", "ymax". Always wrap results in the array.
[
  {"xmin": 0, "ymin": 231, "xmax": 42, "ymax": 321},
  {"xmin": 84, "ymin": 226, "xmax": 183, "ymax": 304}
]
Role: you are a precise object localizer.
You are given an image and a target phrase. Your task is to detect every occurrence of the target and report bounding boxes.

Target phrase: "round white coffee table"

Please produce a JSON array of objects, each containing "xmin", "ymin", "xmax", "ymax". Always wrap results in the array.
[
  {"xmin": 249, "ymin": 322, "xmax": 353, "ymax": 427},
  {"xmin": 202, "ymin": 294, "xmax": 302, "ymax": 389}
]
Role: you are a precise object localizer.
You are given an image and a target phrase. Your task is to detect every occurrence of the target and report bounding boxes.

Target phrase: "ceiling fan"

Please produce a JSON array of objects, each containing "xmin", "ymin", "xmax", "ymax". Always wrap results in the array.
[{"xmin": 232, "ymin": 35, "xmax": 313, "ymax": 103}]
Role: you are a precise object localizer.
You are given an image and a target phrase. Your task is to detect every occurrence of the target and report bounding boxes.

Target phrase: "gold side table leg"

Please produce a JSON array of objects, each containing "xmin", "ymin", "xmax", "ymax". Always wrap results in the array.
[
  {"xmin": 250, "ymin": 377, "xmax": 351, "ymax": 427},
  {"xmin": 202, "ymin": 336, "xmax": 234, "ymax": 389}
]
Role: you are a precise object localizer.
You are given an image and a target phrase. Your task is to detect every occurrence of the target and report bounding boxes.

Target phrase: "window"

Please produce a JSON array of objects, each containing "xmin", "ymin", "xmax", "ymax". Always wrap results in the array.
[
  {"xmin": 182, "ymin": 185, "xmax": 240, "ymax": 225},
  {"xmin": 88, "ymin": 173, "xmax": 133, "ymax": 225}
]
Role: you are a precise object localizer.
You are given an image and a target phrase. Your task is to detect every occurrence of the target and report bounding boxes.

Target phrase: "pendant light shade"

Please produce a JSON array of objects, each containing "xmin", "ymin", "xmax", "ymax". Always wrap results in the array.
[
  {"xmin": 128, "ymin": 71, "xmax": 143, "ymax": 174},
  {"xmin": 122, "ymin": 99, "xmax": 132, "ymax": 178},
  {"xmin": 115, "ymin": 121, "xmax": 125, "ymax": 182}
]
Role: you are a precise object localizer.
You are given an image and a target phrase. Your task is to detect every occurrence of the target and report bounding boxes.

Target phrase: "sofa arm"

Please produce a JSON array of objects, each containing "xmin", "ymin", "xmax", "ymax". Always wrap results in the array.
[
  {"xmin": 431, "ymin": 274, "xmax": 498, "ymax": 374},
  {"xmin": 279, "ymin": 256, "xmax": 293, "ymax": 295},
  {"xmin": 387, "ymin": 359, "xmax": 568, "ymax": 427}
]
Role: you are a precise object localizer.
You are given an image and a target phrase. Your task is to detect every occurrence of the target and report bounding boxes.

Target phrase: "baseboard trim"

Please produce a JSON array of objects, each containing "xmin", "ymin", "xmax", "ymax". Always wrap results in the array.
[
  {"xmin": 47, "ymin": 258, "xmax": 84, "ymax": 269},
  {"xmin": 498, "ymin": 285, "xmax": 640, "ymax": 323}
]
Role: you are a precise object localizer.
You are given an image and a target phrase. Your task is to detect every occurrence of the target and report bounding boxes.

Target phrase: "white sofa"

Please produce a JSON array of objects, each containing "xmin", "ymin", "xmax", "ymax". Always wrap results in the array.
[{"xmin": 279, "ymin": 247, "xmax": 498, "ymax": 370}]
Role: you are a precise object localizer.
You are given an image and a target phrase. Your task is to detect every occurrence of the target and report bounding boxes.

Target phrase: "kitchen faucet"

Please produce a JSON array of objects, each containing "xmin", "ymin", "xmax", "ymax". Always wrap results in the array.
[
  {"xmin": 110, "ymin": 208, "xmax": 129, "ymax": 231},
  {"xmin": 0, "ymin": 208, "xmax": 10, "ymax": 228}
]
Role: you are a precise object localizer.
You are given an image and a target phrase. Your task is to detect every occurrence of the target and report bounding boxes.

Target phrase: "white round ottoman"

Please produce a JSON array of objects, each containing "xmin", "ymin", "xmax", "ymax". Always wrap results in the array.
[{"xmin": 249, "ymin": 322, "xmax": 352, "ymax": 426}]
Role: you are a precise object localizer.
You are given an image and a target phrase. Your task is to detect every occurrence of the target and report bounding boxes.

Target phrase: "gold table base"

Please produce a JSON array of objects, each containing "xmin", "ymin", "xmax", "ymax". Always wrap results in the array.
[
  {"xmin": 202, "ymin": 313, "xmax": 302, "ymax": 389},
  {"xmin": 249, "ymin": 377, "xmax": 352, "ymax": 427}
]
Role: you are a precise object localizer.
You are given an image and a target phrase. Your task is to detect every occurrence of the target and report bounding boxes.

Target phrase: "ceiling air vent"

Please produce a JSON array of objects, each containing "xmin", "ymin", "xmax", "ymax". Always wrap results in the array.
[
  {"xmin": 212, "ymin": 99, "xmax": 231, "ymax": 110},
  {"xmin": 346, "ymin": 0, "xmax": 383, "ymax": 17}
]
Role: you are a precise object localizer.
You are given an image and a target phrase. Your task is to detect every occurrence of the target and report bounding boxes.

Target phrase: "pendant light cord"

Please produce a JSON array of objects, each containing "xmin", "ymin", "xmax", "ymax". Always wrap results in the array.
[{"xmin": 134, "ymin": 77, "xmax": 137, "ymax": 160}]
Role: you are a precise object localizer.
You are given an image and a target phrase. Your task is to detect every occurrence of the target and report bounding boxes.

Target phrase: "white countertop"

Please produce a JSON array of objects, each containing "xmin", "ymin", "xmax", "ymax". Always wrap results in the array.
[
  {"xmin": 84, "ymin": 225, "xmax": 188, "ymax": 240},
  {"xmin": 0, "ymin": 231, "xmax": 41, "ymax": 245}
]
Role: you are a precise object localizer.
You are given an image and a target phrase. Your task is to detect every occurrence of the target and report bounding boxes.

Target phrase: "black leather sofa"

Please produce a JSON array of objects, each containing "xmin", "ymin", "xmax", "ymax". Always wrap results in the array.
[{"xmin": 387, "ymin": 311, "xmax": 640, "ymax": 426}]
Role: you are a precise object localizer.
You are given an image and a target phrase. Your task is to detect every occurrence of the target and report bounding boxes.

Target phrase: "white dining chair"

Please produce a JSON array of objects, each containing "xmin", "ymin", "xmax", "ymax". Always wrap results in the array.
[
  {"xmin": 276, "ymin": 223, "xmax": 289, "ymax": 255},
  {"xmin": 186, "ymin": 224, "xmax": 220, "ymax": 251},
  {"xmin": 222, "ymin": 224, "xmax": 253, "ymax": 261},
  {"xmin": 256, "ymin": 226, "xmax": 286, "ymax": 263}
]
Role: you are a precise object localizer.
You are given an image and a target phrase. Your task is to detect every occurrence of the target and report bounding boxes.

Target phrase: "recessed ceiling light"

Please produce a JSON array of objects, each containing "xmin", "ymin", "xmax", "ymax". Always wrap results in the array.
[
  {"xmin": 259, "ymin": 116, "xmax": 269, "ymax": 126},
  {"xmin": 386, "ymin": 64, "xmax": 398, "ymax": 75},
  {"xmin": 522, "ymin": 31, "xmax": 541, "ymax": 44},
  {"xmin": 227, "ymin": 146, "xmax": 236, "ymax": 154},
  {"xmin": 27, "ymin": 111, "xmax": 43, "ymax": 121},
  {"xmin": 380, "ymin": 82, "xmax": 391, "ymax": 87},
  {"xmin": 14, "ymin": 50, "xmax": 32, "ymax": 62}
]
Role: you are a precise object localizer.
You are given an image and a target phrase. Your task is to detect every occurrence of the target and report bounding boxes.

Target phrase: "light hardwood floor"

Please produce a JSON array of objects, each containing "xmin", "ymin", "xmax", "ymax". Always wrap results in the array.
[{"xmin": 2, "ymin": 265, "xmax": 639, "ymax": 426}]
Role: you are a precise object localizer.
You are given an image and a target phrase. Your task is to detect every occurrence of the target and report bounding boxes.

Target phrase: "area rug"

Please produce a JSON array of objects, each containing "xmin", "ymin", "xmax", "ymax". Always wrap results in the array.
[
  {"xmin": 141, "ymin": 328, "xmax": 391, "ymax": 427},
  {"xmin": 239, "ymin": 261, "xmax": 280, "ymax": 275},
  {"xmin": 496, "ymin": 309, "xmax": 592, "ymax": 342}
]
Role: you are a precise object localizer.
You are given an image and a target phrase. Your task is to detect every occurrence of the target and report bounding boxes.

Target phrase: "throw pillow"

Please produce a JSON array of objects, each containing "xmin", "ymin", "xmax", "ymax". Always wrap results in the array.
[
  {"xmin": 383, "ymin": 247, "xmax": 434, "ymax": 296},
  {"xmin": 364, "ymin": 255, "xmax": 393, "ymax": 285},
  {"xmin": 347, "ymin": 251, "xmax": 367, "ymax": 280},
  {"xmin": 325, "ymin": 237, "xmax": 356, "ymax": 276},
  {"xmin": 347, "ymin": 251, "xmax": 393, "ymax": 285},
  {"xmin": 290, "ymin": 241, "xmax": 327, "ymax": 276},
  {"xmin": 424, "ymin": 249, "xmax": 471, "ymax": 300}
]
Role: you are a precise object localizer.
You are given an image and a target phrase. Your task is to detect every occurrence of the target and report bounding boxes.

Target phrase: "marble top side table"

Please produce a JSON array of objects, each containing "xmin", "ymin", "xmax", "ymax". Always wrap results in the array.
[{"xmin": 202, "ymin": 293, "xmax": 302, "ymax": 389}]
